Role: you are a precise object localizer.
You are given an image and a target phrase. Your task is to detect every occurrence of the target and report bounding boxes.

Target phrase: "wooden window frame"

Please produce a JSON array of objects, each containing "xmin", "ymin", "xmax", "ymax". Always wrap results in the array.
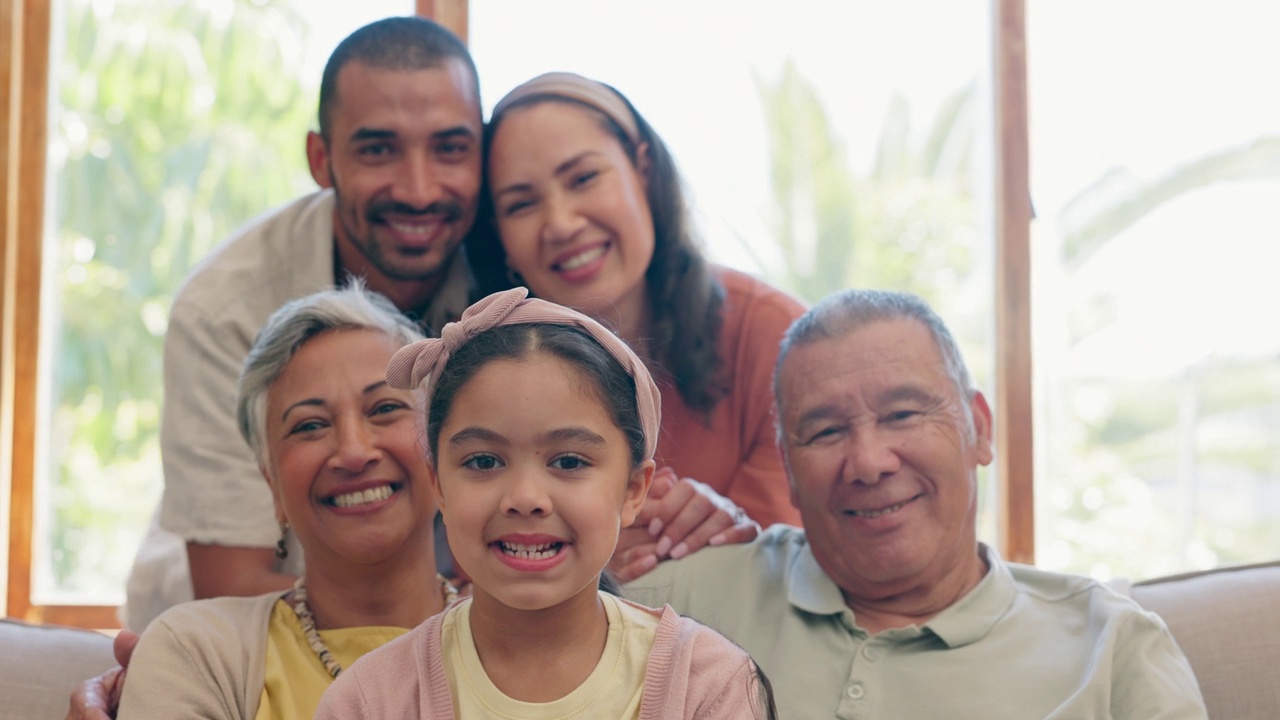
[{"xmin": 2, "ymin": 0, "xmax": 1032, "ymax": 627}]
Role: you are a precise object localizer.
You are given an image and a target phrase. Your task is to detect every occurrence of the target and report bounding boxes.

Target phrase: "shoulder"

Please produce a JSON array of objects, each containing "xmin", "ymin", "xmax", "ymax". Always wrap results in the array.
[
  {"xmin": 170, "ymin": 191, "xmax": 334, "ymax": 323},
  {"xmin": 644, "ymin": 608, "xmax": 758, "ymax": 719},
  {"xmin": 149, "ymin": 591, "xmax": 282, "ymax": 636},
  {"xmin": 126, "ymin": 593, "xmax": 284, "ymax": 713},
  {"xmin": 709, "ymin": 265, "xmax": 806, "ymax": 374},
  {"xmin": 625, "ymin": 525, "xmax": 803, "ymax": 605},
  {"xmin": 713, "ymin": 265, "xmax": 806, "ymax": 326},
  {"xmin": 1006, "ymin": 561, "xmax": 1174, "ymax": 634},
  {"xmin": 661, "ymin": 607, "xmax": 751, "ymax": 658}
]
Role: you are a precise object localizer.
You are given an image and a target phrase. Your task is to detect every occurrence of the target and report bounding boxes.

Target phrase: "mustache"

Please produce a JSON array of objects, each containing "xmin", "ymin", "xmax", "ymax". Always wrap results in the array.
[{"xmin": 366, "ymin": 199, "xmax": 465, "ymax": 223}]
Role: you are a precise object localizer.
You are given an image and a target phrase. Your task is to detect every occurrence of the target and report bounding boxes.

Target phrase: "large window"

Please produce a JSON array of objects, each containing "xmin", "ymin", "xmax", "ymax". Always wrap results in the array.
[
  {"xmin": 14, "ymin": 0, "xmax": 414, "ymax": 617},
  {"xmin": 1029, "ymin": 0, "xmax": 1280, "ymax": 580}
]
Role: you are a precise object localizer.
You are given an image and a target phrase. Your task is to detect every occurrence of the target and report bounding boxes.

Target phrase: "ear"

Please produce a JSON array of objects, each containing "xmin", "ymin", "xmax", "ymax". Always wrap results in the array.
[
  {"xmin": 261, "ymin": 464, "xmax": 288, "ymax": 527},
  {"xmin": 634, "ymin": 141, "xmax": 652, "ymax": 186},
  {"xmin": 968, "ymin": 390, "xmax": 994, "ymax": 466},
  {"xmin": 620, "ymin": 459, "xmax": 656, "ymax": 527},
  {"xmin": 306, "ymin": 130, "xmax": 333, "ymax": 189},
  {"xmin": 427, "ymin": 462, "xmax": 447, "ymax": 517}
]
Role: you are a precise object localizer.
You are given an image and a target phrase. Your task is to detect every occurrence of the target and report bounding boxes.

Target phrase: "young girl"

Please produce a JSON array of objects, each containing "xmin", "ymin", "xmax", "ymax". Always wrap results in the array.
[{"xmin": 314, "ymin": 287, "xmax": 771, "ymax": 719}]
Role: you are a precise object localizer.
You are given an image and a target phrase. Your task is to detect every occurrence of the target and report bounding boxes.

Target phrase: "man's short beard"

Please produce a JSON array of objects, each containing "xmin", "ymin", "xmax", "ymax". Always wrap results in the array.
[{"xmin": 330, "ymin": 176, "xmax": 458, "ymax": 282}]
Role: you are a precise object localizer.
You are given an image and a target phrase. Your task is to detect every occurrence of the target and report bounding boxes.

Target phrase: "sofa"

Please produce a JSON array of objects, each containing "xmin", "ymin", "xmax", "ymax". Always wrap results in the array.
[{"xmin": 2, "ymin": 560, "xmax": 1277, "ymax": 720}]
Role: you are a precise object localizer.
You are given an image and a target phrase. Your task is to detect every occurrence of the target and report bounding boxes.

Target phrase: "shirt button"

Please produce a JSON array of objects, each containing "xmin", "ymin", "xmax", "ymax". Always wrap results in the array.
[
  {"xmin": 846, "ymin": 683, "xmax": 865, "ymax": 700},
  {"xmin": 861, "ymin": 645, "xmax": 879, "ymax": 661}
]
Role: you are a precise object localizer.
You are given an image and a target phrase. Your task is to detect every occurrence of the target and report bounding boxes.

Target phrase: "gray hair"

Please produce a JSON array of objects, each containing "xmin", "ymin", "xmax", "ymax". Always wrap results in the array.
[
  {"xmin": 235, "ymin": 281, "xmax": 425, "ymax": 467},
  {"xmin": 773, "ymin": 289, "xmax": 977, "ymax": 431}
]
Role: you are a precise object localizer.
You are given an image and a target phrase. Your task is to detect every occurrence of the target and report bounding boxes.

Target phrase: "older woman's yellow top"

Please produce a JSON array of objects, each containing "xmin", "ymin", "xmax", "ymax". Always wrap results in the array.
[{"xmin": 254, "ymin": 599, "xmax": 407, "ymax": 720}]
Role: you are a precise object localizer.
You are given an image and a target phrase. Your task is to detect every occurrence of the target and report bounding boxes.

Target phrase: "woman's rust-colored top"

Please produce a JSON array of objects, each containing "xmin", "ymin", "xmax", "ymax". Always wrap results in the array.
[{"xmin": 653, "ymin": 266, "xmax": 805, "ymax": 528}]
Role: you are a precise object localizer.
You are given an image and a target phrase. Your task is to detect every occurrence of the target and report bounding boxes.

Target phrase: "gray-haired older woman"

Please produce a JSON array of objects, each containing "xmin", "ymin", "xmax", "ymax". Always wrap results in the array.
[{"xmin": 117, "ymin": 283, "xmax": 456, "ymax": 720}]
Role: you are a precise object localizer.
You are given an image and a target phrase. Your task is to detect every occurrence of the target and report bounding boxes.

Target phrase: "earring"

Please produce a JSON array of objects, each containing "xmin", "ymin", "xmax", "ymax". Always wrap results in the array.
[
  {"xmin": 506, "ymin": 265, "xmax": 524, "ymax": 287},
  {"xmin": 275, "ymin": 522, "xmax": 289, "ymax": 560}
]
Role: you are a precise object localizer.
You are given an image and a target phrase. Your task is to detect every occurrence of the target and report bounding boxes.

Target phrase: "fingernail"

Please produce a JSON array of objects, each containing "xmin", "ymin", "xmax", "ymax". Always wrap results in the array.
[
  {"xmin": 639, "ymin": 554, "xmax": 658, "ymax": 571},
  {"xmin": 648, "ymin": 518, "xmax": 664, "ymax": 537},
  {"xmin": 670, "ymin": 542, "xmax": 689, "ymax": 560},
  {"xmin": 709, "ymin": 534, "xmax": 726, "ymax": 546},
  {"xmin": 655, "ymin": 536, "xmax": 672, "ymax": 557}
]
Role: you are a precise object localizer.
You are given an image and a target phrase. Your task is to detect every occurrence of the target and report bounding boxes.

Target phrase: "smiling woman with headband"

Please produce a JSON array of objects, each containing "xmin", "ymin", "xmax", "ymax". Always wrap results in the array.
[
  {"xmin": 468, "ymin": 71, "xmax": 807, "ymax": 579},
  {"xmin": 315, "ymin": 287, "xmax": 776, "ymax": 720}
]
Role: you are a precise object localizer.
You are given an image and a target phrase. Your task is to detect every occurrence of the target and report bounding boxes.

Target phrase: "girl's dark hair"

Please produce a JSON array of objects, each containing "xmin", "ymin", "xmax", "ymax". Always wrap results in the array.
[
  {"xmin": 471, "ymin": 89, "xmax": 728, "ymax": 417},
  {"xmin": 426, "ymin": 323, "xmax": 646, "ymax": 467},
  {"xmin": 752, "ymin": 663, "xmax": 781, "ymax": 720}
]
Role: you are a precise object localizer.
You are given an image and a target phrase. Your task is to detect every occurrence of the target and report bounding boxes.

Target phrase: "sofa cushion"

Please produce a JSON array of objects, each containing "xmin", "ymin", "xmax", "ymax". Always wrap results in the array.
[
  {"xmin": 1131, "ymin": 561, "xmax": 1280, "ymax": 720},
  {"xmin": 0, "ymin": 619, "xmax": 116, "ymax": 720}
]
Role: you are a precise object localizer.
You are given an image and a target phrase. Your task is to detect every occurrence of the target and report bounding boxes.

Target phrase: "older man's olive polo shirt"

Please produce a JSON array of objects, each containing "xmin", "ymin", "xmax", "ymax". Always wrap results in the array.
[{"xmin": 626, "ymin": 525, "xmax": 1206, "ymax": 719}]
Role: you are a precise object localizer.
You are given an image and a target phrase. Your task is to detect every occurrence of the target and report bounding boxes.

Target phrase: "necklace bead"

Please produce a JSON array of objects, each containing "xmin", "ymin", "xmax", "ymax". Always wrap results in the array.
[{"xmin": 292, "ymin": 573, "xmax": 458, "ymax": 678}]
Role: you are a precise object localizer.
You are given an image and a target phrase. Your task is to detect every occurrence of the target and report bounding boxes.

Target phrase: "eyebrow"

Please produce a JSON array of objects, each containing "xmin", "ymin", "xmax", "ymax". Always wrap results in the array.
[
  {"xmin": 447, "ymin": 426, "xmax": 609, "ymax": 447},
  {"xmin": 790, "ymin": 385, "xmax": 942, "ymax": 430},
  {"xmin": 878, "ymin": 385, "xmax": 941, "ymax": 406},
  {"xmin": 492, "ymin": 150, "xmax": 602, "ymax": 200},
  {"xmin": 793, "ymin": 404, "xmax": 846, "ymax": 432},
  {"xmin": 448, "ymin": 427, "xmax": 506, "ymax": 446},
  {"xmin": 347, "ymin": 125, "xmax": 477, "ymax": 144},
  {"xmin": 348, "ymin": 127, "xmax": 395, "ymax": 143},
  {"xmin": 279, "ymin": 380, "xmax": 389, "ymax": 423},
  {"xmin": 544, "ymin": 427, "xmax": 608, "ymax": 447}
]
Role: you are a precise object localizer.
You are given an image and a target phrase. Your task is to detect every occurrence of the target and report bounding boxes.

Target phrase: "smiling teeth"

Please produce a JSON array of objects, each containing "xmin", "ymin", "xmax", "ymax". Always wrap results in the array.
[
  {"xmin": 332, "ymin": 485, "xmax": 393, "ymax": 508},
  {"xmin": 388, "ymin": 220, "xmax": 440, "ymax": 237},
  {"xmin": 850, "ymin": 499, "xmax": 912, "ymax": 518},
  {"xmin": 500, "ymin": 541, "xmax": 561, "ymax": 560},
  {"xmin": 558, "ymin": 245, "xmax": 607, "ymax": 271}
]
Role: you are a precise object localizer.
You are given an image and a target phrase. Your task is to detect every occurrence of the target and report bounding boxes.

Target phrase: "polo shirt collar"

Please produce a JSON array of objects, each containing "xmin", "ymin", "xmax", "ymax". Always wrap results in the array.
[
  {"xmin": 786, "ymin": 539, "xmax": 853, "ymax": 616},
  {"xmin": 785, "ymin": 541, "xmax": 1017, "ymax": 646},
  {"xmin": 923, "ymin": 543, "xmax": 1017, "ymax": 648}
]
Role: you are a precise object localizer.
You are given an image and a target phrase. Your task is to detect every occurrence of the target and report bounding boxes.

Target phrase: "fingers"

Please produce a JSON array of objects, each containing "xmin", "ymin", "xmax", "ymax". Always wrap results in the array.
[
  {"xmin": 114, "ymin": 630, "xmax": 139, "ymax": 667},
  {"xmin": 614, "ymin": 526, "xmax": 653, "ymax": 556},
  {"xmin": 649, "ymin": 466, "xmax": 677, "ymax": 497},
  {"xmin": 708, "ymin": 512, "xmax": 761, "ymax": 547},
  {"xmin": 653, "ymin": 484, "xmax": 720, "ymax": 559},
  {"xmin": 67, "ymin": 668, "xmax": 121, "ymax": 720},
  {"xmin": 651, "ymin": 478, "xmax": 761, "ymax": 560},
  {"xmin": 608, "ymin": 538, "xmax": 660, "ymax": 582},
  {"xmin": 630, "ymin": 468, "xmax": 681, "ymax": 528}
]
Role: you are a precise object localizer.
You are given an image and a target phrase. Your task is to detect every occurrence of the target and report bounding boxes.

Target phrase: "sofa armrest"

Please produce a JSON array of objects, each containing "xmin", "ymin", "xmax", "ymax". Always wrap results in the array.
[
  {"xmin": 1131, "ymin": 561, "xmax": 1280, "ymax": 720},
  {"xmin": 0, "ymin": 619, "xmax": 117, "ymax": 720}
]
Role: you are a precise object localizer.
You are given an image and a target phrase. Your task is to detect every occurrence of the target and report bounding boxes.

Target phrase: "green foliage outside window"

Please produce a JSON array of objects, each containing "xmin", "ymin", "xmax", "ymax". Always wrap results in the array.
[{"xmin": 47, "ymin": 0, "xmax": 315, "ymax": 597}]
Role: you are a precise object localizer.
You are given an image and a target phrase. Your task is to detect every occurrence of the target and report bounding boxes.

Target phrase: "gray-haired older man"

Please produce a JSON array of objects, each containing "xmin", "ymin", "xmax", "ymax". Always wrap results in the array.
[{"xmin": 627, "ymin": 288, "xmax": 1207, "ymax": 719}]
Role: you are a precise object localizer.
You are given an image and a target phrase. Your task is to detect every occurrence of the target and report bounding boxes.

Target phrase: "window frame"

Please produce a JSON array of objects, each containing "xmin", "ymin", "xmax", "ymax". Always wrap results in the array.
[{"xmin": 1, "ymin": 0, "xmax": 1030, "ymax": 628}]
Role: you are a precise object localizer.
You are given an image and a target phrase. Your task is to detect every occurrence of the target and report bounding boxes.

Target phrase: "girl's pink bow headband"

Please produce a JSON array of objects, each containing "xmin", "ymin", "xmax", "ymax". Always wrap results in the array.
[{"xmin": 385, "ymin": 287, "xmax": 661, "ymax": 460}]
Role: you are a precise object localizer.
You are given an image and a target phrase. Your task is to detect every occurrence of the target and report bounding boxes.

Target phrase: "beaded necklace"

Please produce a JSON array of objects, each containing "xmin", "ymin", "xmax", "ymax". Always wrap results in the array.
[{"xmin": 292, "ymin": 574, "xmax": 459, "ymax": 679}]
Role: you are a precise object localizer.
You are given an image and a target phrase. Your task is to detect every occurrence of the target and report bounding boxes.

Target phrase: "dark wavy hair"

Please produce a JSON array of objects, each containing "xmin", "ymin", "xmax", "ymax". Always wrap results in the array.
[
  {"xmin": 469, "ymin": 88, "xmax": 727, "ymax": 417},
  {"xmin": 317, "ymin": 16, "xmax": 479, "ymax": 142}
]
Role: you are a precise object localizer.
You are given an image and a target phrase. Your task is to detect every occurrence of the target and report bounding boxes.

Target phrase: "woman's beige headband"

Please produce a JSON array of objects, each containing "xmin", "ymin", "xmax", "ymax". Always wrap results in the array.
[{"xmin": 491, "ymin": 71, "xmax": 641, "ymax": 145}]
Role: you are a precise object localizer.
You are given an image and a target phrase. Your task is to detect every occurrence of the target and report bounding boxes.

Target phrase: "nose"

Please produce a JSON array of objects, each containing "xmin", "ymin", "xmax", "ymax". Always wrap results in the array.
[
  {"xmin": 501, "ymin": 466, "xmax": 552, "ymax": 518},
  {"xmin": 328, "ymin": 419, "xmax": 380, "ymax": 474},
  {"xmin": 539, "ymin": 191, "xmax": 586, "ymax": 245},
  {"xmin": 392, "ymin": 154, "xmax": 442, "ymax": 210},
  {"xmin": 844, "ymin": 426, "xmax": 902, "ymax": 486}
]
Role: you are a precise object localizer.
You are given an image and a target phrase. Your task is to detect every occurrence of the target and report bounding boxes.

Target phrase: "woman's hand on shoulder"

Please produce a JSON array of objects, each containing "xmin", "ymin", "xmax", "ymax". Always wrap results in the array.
[
  {"xmin": 610, "ymin": 467, "xmax": 759, "ymax": 582},
  {"xmin": 66, "ymin": 630, "xmax": 138, "ymax": 720}
]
